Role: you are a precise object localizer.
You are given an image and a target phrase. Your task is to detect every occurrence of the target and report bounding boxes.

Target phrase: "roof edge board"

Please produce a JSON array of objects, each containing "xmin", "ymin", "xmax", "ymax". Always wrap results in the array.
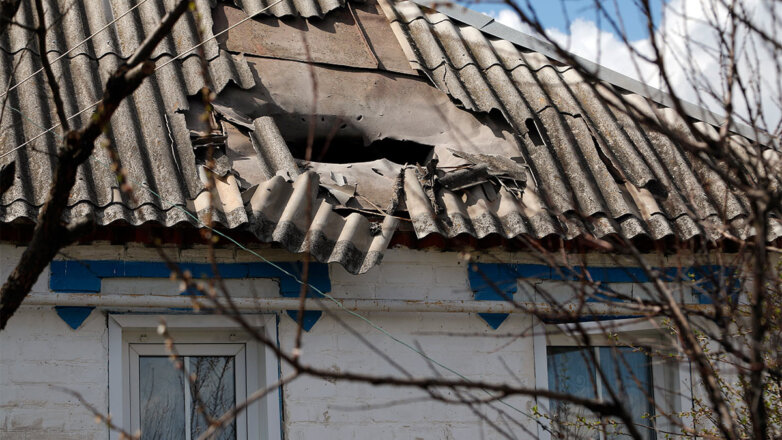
[{"xmin": 415, "ymin": 1, "xmax": 772, "ymax": 145}]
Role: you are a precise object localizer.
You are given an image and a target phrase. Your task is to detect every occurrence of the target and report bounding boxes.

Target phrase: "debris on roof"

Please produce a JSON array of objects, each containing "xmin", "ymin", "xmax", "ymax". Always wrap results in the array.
[
  {"xmin": 438, "ymin": 163, "xmax": 490, "ymax": 192},
  {"xmin": 445, "ymin": 149, "xmax": 527, "ymax": 198},
  {"xmin": 381, "ymin": 0, "xmax": 781, "ymax": 243},
  {"xmin": 0, "ymin": 0, "xmax": 779, "ymax": 275}
]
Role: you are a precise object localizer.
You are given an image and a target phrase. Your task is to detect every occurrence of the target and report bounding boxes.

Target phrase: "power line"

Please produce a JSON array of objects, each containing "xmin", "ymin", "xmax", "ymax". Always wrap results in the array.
[
  {"xmin": 109, "ymin": 155, "xmax": 537, "ymax": 422},
  {"xmin": 1, "ymin": 0, "xmax": 285, "ymax": 159},
  {"xmin": 1, "ymin": 0, "xmax": 540, "ymax": 426},
  {"xmin": 0, "ymin": 0, "xmax": 152, "ymax": 100}
]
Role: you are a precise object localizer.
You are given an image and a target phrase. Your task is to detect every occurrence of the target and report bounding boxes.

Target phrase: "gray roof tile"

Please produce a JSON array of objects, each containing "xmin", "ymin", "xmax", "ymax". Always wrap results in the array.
[{"xmin": 1, "ymin": 0, "xmax": 777, "ymax": 278}]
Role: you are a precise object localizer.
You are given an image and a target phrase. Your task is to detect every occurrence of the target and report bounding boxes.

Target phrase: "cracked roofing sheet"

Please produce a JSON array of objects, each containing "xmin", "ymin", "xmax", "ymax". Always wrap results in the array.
[
  {"xmin": 0, "ymin": 0, "xmax": 393, "ymax": 273},
  {"xmin": 0, "ymin": 0, "xmax": 779, "ymax": 275},
  {"xmin": 380, "ymin": 0, "xmax": 781, "ymax": 243}
]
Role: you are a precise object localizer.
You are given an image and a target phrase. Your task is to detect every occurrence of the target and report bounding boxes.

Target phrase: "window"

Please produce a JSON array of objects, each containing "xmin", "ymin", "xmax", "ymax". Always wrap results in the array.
[
  {"xmin": 109, "ymin": 315, "xmax": 281, "ymax": 440},
  {"xmin": 547, "ymin": 346, "xmax": 655, "ymax": 440},
  {"xmin": 533, "ymin": 320, "xmax": 693, "ymax": 440},
  {"xmin": 130, "ymin": 344, "xmax": 246, "ymax": 439}
]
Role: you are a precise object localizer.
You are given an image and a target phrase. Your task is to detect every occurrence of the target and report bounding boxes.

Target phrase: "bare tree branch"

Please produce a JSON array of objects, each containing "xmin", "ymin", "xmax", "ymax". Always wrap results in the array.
[
  {"xmin": 0, "ymin": 0, "xmax": 21, "ymax": 36},
  {"xmin": 0, "ymin": 0, "xmax": 193, "ymax": 330}
]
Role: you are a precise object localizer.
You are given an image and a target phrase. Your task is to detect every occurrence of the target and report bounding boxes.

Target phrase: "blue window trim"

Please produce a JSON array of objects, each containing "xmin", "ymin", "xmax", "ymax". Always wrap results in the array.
[
  {"xmin": 49, "ymin": 260, "xmax": 331, "ymax": 331},
  {"xmin": 468, "ymin": 263, "xmax": 739, "ymax": 329}
]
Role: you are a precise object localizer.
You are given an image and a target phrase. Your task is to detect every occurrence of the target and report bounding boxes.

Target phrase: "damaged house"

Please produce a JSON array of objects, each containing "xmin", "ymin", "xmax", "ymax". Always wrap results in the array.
[{"xmin": 1, "ymin": 0, "xmax": 780, "ymax": 439}]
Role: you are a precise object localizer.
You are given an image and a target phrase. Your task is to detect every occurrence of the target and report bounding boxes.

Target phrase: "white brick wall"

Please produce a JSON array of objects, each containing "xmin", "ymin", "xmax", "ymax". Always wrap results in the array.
[
  {"xmin": 3, "ymin": 244, "xmax": 674, "ymax": 439},
  {"xmin": 0, "ymin": 308, "xmax": 108, "ymax": 439},
  {"xmin": 278, "ymin": 312, "xmax": 538, "ymax": 439},
  {"xmin": 329, "ymin": 249, "xmax": 473, "ymax": 301}
]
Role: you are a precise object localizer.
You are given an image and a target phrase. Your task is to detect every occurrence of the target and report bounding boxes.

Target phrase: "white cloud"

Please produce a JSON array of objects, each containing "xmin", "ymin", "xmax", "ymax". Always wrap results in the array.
[
  {"xmin": 543, "ymin": 18, "xmax": 658, "ymax": 86},
  {"xmin": 489, "ymin": 0, "xmax": 782, "ymax": 129},
  {"xmin": 493, "ymin": 9, "xmax": 538, "ymax": 37}
]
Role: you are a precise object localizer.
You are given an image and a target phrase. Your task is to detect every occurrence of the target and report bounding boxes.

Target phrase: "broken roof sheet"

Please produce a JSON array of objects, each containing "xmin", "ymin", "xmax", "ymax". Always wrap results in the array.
[
  {"xmin": 0, "ymin": 0, "xmax": 390, "ymax": 274},
  {"xmin": 380, "ymin": 0, "xmax": 781, "ymax": 243},
  {"xmin": 0, "ymin": 0, "xmax": 779, "ymax": 276}
]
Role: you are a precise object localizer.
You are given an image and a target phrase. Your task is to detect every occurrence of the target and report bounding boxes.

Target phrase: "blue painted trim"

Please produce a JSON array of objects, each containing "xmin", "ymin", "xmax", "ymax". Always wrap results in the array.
[
  {"xmin": 50, "ymin": 260, "xmax": 331, "ymax": 331},
  {"xmin": 467, "ymin": 263, "xmax": 741, "ymax": 325},
  {"xmin": 54, "ymin": 306, "xmax": 94, "ymax": 330},
  {"xmin": 49, "ymin": 260, "xmax": 331, "ymax": 294},
  {"xmin": 468, "ymin": 264, "xmax": 517, "ymax": 329},
  {"xmin": 686, "ymin": 266, "xmax": 741, "ymax": 304}
]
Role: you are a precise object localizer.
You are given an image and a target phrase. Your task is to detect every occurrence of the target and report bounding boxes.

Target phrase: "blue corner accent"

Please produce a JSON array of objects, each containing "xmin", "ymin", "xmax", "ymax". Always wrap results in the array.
[
  {"xmin": 467, "ymin": 262, "xmax": 739, "ymax": 325},
  {"xmin": 468, "ymin": 263, "xmax": 520, "ymax": 329},
  {"xmin": 55, "ymin": 306, "xmax": 94, "ymax": 329},
  {"xmin": 274, "ymin": 262, "xmax": 330, "ymax": 332},
  {"xmin": 477, "ymin": 313, "xmax": 507, "ymax": 330},
  {"xmin": 50, "ymin": 260, "xmax": 332, "ymax": 330},
  {"xmin": 285, "ymin": 310, "xmax": 322, "ymax": 332},
  {"xmin": 271, "ymin": 262, "xmax": 332, "ymax": 298}
]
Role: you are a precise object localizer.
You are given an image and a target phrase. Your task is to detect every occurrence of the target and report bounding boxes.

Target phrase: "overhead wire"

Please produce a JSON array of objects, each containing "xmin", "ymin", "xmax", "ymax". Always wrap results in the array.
[
  {"xmin": 0, "ymin": 0, "xmax": 152, "ymax": 100},
  {"xmin": 1, "ymin": 0, "xmax": 285, "ymax": 159},
  {"xmin": 124, "ymin": 159, "xmax": 539, "ymax": 422},
  {"xmin": 1, "ymin": 0, "xmax": 540, "ymax": 426}
]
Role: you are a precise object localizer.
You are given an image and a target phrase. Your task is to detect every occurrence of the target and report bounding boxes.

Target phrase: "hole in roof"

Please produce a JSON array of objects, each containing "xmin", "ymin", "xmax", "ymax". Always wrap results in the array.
[
  {"xmin": 288, "ymin": 135, "xmax": 433, "ymax": 165},
  {"xmin": 525, "ymin": 118, "xmax": 545, "ymax": 146}
]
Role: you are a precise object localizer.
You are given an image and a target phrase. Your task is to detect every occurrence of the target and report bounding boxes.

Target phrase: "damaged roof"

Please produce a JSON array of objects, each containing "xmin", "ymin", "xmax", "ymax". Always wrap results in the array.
[{"xmin": 0, "ymin": 0, "xmax": 779, "ymax": 273}]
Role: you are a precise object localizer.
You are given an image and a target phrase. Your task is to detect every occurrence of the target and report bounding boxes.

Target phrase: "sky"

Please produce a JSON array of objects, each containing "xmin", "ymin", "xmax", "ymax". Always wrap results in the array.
[
  {"xmin": 463, "ymin": 0, "xmax": 661, "ymax": 41},
  {"xmin": 449, "ymin": 0, "xmax": 782, "ymax": 127},
  {"xmin": 456, "ymin": 0, "xmax": 664, "ymax": 87}
]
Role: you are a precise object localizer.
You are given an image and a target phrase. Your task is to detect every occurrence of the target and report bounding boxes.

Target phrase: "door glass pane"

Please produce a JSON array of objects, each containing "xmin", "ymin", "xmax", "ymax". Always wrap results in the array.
[
  {"xmin": 547, "ymin": 347, "xmax": 600, "ymax": 439},
  {"xmin": 189, "ymin": 356, "xmax": 236, "ymax": 440},
  {"xmin": 600, "ymin": 347, "xmax": 655, "ymax": 440},
  {"xmin": 140, "ymin": 356, "xmax": 186, "ymax": 440}
]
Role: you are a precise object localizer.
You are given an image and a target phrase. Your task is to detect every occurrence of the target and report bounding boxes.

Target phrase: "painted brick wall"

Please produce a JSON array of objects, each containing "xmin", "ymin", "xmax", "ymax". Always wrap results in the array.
[
  {"xmin": 278, "ymin": 312, "xmax": 538, "ymax": 439},
  {"xmin": 0, "ymin": 244, "xmax": 544, "ymax": 439},
  {"xmin": 0, "ymin": 308, "xmax": 108, "ymax": 440}
]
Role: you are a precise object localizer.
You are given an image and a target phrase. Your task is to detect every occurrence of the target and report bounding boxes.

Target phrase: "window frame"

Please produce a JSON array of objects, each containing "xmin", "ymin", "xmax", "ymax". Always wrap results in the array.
[
  {"xmin": 109, "ymin": 314, "xmax": 282, "ymax": 440},
  {"xmin": 129, "ymin": 343, "xmax": 248, "ymax": 439},
  {"xmin": 533, "ymin": 319, "xmax": 693, "ymax": 440}
]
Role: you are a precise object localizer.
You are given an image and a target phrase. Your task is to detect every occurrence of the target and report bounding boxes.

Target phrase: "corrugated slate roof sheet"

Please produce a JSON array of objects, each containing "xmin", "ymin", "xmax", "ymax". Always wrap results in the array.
[
  {"xmin": 0, "ymin": 0, "xmax": 253, "ymax": 225},
  {"xmin": 382, "ymin": 0, "xmax": 781, "ymax": 243},
  {"xmin": 0, "ymin": 0, "xmax": 778, "ymax": 276},
  {"xmin": 230, "ymin": 0, "xmax": 345, "ymax": 18}
]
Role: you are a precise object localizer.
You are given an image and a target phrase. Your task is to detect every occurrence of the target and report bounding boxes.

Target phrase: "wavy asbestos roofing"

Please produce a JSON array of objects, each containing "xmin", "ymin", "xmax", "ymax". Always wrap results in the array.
[
  {"xmin": 413, "ymin": 1, "xmax": 772, "ymax": 145},
  {"xmin": 0, "ymin": 0, "xmax": 252, "ymax": 227},
  {"xmin": 379, "ymin": 0, "xmax": 782, "ymax": 243},
  {"xmin": 0, "ymin": 0, "xmax": 391, "ymax": 274},
  {"xmin": 230, "ymin": 0, "xmax": 345, "ymax": 18},
  {"xmin": 0, "ymin": 0, "xmax": 779, "ymax": 277}
]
